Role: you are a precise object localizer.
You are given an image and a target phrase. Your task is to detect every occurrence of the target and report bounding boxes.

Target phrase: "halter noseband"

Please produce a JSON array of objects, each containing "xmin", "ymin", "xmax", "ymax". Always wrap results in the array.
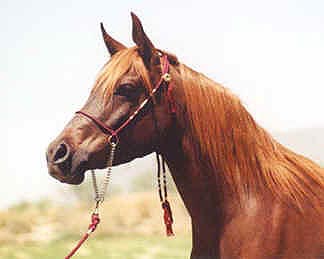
[{"xmin": 75, "ymin": 54, "xmax": 173, "ymax": 144}]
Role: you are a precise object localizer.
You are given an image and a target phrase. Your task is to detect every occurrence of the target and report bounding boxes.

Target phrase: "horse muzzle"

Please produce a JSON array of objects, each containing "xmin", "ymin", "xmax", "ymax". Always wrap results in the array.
[{"xmin": 46, "ymin": 141, "xmax": 87, "ymax": 185}]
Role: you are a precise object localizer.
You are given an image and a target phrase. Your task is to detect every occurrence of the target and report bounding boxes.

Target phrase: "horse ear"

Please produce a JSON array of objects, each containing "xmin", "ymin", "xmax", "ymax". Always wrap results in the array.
[
  {"xmin": 100, "ymin": 23, "xmax": 126, "ymax": 56},
  {"xmin": 131, "ymin": 12, "xmax": 155, "ymax": 65}
]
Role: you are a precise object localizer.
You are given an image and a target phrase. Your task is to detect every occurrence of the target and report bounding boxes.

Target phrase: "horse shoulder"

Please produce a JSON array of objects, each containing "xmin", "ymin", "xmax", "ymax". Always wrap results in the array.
[{"xmin": 220, "ymin": 196, "xmax": 324, "ymax": 258}]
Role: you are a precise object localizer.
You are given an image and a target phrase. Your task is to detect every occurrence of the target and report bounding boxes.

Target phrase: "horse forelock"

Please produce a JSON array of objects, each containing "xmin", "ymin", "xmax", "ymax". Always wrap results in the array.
[
  {"xmin": 91, "ymin": 47, "xmax": 152, "ymax": 104},
  {"xmin": 178, "ymin": 64, "xmax": 324, "ymax": 211}
]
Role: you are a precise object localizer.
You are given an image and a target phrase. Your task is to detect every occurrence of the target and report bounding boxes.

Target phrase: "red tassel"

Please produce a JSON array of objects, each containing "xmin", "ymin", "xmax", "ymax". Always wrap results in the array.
[{"xmin": 162, "ymin": 200, "xmax": 174, "ymax": 236}]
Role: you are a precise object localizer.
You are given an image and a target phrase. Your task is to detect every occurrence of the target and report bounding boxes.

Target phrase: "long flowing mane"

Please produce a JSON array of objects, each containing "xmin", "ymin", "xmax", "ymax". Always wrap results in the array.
[
  {"xmin": 94, "ymin": 47, "xmax": 324, "ymax": 211},
  {"xmin": 179, "ymin": 64, "xmax": 324, "ymax": 210}
]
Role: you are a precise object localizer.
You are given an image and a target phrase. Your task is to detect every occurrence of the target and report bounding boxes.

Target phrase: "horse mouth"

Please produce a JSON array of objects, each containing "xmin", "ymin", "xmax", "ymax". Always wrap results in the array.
[
  {"xmin": 63, "ymin": 171, "xmax": 86, "ymax": 185},
  {"xmin": 49, "ymin": 165, "xmax": 86, "ymax": 185}
]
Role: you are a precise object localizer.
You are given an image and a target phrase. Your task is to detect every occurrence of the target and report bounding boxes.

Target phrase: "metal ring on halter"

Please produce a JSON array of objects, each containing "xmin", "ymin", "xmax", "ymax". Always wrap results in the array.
[
  {"xmin": 162, "ymin": 73, "xmax": 172, "ymax": 82},
  {"xmin": 108, "ymin": 134, "xmax": 119, "ymax": 146}
]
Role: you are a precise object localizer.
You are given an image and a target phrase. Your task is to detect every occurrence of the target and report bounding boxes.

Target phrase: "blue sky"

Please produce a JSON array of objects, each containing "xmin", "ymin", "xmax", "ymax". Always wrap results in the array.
[{"xmin": 1, "ymin": 0, "xmax": 324, "ymax": 207}]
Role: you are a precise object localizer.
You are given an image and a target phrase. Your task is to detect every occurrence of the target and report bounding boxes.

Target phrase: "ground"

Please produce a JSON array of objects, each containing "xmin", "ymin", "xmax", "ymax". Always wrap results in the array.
[{"xmin": 0, "ymin": 235, "xmax": 191, "ymax": 259}]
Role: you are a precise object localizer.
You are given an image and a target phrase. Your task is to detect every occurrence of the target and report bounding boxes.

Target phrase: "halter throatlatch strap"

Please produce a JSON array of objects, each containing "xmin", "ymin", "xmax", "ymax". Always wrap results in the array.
[{"xmin": 156, "ymin": 153, "xmax": 174, "ymax": 236}]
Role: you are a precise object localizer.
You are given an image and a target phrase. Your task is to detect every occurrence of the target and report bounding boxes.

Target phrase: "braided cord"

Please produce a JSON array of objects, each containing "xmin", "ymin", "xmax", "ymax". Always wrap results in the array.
[
  {"xmin": 162, "ymin": 156, "xmax": 168, "ymax": 199},
  {"xmin": 91, "ymin": 143, "xmax": 116, "ymax": 204},
  {"xmin": 99, "ymin": 143, "xmax": 116, "ymax": 200},
  {"xmin": 91, "ymin": 170, "xmax": 100, "ymax": 202},
  {"xmin": 156, "ymin": 152, "xmax": 163, "ymax": 202},
  {"xmin": 156, "ymin": 153, "xmax": 168, "ymax": 202}
]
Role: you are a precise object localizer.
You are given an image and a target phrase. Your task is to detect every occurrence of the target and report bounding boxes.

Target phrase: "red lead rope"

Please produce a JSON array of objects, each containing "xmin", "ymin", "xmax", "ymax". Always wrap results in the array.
[{"xmin": 65, "ymin": 213, "xmax": 100, "ymax": 259}]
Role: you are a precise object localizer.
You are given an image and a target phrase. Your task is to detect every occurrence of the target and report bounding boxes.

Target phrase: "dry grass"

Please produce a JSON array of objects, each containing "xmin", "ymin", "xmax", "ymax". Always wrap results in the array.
[{"xmin": 0, "ymin": 192, "xmax": 190, "ymax": 245}]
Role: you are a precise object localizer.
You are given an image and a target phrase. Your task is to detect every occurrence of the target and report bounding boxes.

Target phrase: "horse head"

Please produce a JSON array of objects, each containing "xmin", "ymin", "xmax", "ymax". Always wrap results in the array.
[{"xmin": 46, "ymin": 13, "xmax": 180, "ymax": 184}]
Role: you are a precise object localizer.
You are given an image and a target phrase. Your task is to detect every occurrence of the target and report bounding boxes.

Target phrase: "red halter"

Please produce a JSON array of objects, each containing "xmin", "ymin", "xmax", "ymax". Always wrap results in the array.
[
  {"xmin": 65, "ymin": 54, "xmax": 175, "ymax": 259},
  {"xmin": 76, "ymin": 54, "xmax": 174, "ymax": 143},
  {"xmin": 75, "ymin": 52, "xmax": 175, "ymax": 237}
]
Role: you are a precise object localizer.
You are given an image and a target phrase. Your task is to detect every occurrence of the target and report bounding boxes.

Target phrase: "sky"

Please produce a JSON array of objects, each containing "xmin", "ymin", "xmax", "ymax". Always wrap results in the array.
[{"xmin": 1, "ymin": 0, "xmax": 324, "ymax": 208}]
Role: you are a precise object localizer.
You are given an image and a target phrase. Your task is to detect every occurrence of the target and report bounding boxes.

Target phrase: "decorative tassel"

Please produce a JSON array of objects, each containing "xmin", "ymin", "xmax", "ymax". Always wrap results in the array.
[
  {"xmin": 156, "ymin": 153, "xmax": 174, "ymax": 237},
  {"xmin": 162, "ymin": 200, "xmax": 174, "ymax": 236}
]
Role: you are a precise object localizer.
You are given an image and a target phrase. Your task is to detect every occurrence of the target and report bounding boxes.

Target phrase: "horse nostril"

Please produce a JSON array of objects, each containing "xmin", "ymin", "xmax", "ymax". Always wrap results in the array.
[{"xmin": 53, "ymin": 142, "xmax": 70, "ymax": 165}]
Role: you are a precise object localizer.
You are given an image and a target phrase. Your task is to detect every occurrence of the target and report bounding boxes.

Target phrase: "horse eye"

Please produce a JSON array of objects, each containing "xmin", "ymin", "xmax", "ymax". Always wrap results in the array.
[
  {"xmin": 114, "ymin": 84, "xmax": 141, "ymax": 98},
  {"xmin": 114, "ymin": 84, "xmax": 134, "ymax": 96}
]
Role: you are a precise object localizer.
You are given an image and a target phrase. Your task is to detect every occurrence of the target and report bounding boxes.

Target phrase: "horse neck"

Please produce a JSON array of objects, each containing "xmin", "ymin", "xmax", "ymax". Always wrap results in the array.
[
  {"xmin": 161, "ymin": 130, "xmax": 237, "ymax": 229},
  {"xmin": 160, "ymin": 67, "xmax": 254, "ymax": 228},
  {"xmin": 162, "ymin": 66, "xmax": 324, "ymax": 226},
  {"xmin": 161, "ymin": 130, "xmax": 245, "ymax": 257}
]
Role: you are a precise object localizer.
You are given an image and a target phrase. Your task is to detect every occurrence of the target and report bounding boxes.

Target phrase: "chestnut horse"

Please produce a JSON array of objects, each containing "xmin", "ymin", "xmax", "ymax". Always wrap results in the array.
[{"xmin": 47, "ymin": 13, "xmax": 324, "ymax": 258}]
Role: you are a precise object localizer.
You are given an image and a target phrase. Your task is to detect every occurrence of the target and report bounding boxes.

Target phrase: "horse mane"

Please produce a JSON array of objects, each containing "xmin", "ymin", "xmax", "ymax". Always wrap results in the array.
[
  {"xmin": 93, "ymin": 47, "xmax": 324, "ymax": 210},
  {"xmin": 179, "ymin": 64, "xmax": 324, "ymax": 210}
]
